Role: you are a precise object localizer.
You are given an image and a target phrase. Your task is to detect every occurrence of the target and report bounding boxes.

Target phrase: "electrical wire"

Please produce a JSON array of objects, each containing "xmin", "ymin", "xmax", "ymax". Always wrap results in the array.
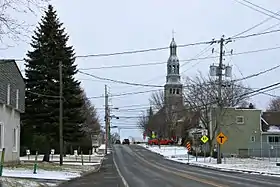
[
  {"xmin": 88, "ymin": 89, "xmax": 161, "ymax": 99},
  {"xmin": 79, "ymin": 60, "xmax": 280, "ymax": 89},
  {"xmin": 233, "ymin": 0, "xmax": 280, "ymax": 21},
  {"xmin": 96, "ymin": 81, "xmax": 280, "ymax": 114},
  {"xmin": 78, "ymin": 70, "xmax": 164, "ymax": 88},
  {"xmin": 8, "ymin": 28, "xmax": 280, "ymax": 63},
  {"xmin": 134, "ymin": 81, "xmax": 280, "ymax": 121},
  {"xmin": 232, "ymin": 63, "xmax": 280, "ymax": 82},
  {"xmin": 77, "ymin": 45, "xmax": 280, "ymax": 71},
  {"xmin": 231, "ymin": 10, "xmax": 280, "ymax": 38},
  {"xmin": 26, "ymin": 90, "xmax": 61, "ymax": 99},
  {"xmin": 242, "ymin": 0, "xmax": 280, "ymax": 18}
]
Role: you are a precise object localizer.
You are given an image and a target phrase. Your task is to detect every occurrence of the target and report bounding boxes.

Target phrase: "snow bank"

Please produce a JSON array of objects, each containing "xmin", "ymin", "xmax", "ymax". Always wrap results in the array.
[{"xmin": 141, "ymin": 144, "xmax": 280, "ymax": 176}]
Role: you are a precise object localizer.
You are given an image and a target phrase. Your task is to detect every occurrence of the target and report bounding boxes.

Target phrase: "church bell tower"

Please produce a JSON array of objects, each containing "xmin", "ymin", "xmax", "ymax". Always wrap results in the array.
[{"xmin": 164, "ymin": 37, "xmax": 183, "ymax": 107}]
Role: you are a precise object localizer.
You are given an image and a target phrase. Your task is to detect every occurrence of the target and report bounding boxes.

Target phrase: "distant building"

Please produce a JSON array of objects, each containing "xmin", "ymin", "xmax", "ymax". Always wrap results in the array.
[
  {"xmin": 0, "ymin": 60, "xmax": 25, "ymax": 162},
  {"xmin": 210, "ymin": 108, "xmax": 262, "ymax": 157},
  {"xmin": 260, "ymin": 111, "xmax": 280, "ymax": 157},
  {"xmin": 148, "ymin": 38, "xmax": 196, "ymax": 139}
]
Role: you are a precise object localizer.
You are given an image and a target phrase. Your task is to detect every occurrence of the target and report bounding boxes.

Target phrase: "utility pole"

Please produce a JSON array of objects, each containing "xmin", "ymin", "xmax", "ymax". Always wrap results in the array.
[
  {"xmin": 210, "ymin": 36, "xmax": 232, "ymax": 164},
  {"xmin": 216, "ymin": 37, "xmax": 224, "ymax": 164},
  {"xmin": 59, "ymin": 61, "xmax": 63, "ymax": 166},
  {"xmin": 108, "ymin": 107, "xmax": 111, "ymax": 145},
  {"xmin": 104, "ymin": 85, "xmax": 109, "ymax": 155}
]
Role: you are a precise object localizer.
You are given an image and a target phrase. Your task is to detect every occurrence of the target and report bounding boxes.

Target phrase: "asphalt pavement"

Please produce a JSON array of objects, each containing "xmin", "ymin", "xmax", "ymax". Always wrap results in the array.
[
  {"xmin": 113, "ymin": 144, "xmax": 280, "ymax": 187},
  {"xmin": 58, "ymin": 153, "xmax": 124, "ymax": 187}
]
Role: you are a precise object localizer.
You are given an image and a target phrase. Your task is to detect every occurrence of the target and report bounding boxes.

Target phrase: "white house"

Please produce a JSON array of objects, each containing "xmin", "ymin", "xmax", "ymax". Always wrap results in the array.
[{"xmin": 0, "ymin": 60, "xmax": 25, "ymax": 162}]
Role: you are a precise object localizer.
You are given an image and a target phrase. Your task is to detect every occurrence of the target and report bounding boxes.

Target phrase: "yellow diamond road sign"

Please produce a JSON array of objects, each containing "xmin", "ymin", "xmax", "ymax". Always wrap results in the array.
[
  {"xmin": 151, "ymin": 131, "xmax": 156, "ymax": 139},
  {"xmin": 201, "ymin": 135, "xmax": 209, "ymax": 143}
]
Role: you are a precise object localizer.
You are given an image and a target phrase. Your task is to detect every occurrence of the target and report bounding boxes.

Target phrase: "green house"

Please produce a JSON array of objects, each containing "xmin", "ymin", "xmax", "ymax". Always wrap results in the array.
[{"xmin": 210, "ymin": 107, "xmax": 262, "ymax": 157}]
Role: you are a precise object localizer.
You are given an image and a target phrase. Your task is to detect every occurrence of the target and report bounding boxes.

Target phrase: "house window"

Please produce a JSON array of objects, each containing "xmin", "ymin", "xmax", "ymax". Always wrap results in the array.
[
  {"xmin": 236, "ymin": 116, "xmax": 244, "ymax": 124},
  {"xmin": 251, "ymin": 136, "xmax": 256, "ymax": 142},
  {"xmin": 0, "ymin": 123, "xmax": 3, "ymax": 149},
  {"xmin": 13, "ymin": 128, "xmax": 18, "ymax": 151},
  {"xmin": 268, "ymin": 136, "xmax": 280, "ymax": 143},
  {"xmin": 173, "ymin": 89, "xmax": 176, "ymax": 94},
  {"xmin": 7, "ymin": 84, "xmax": 10, "ymax": 105},
  {"xmin": 176, "ymin": 89, "xmax": 179, "ymax": 94},
  {"xmin": 16, "ymin": 89, "xmax": 19, "ymax": 109},
  {"xmin": 169, "ymin": 88, "xmax": 172, "ymax": 94}
]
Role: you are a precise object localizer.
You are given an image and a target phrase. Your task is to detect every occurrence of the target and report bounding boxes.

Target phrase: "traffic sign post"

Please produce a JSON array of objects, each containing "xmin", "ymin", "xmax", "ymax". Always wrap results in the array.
[
  {"xmin": 186, "ymin": 142, "xmax": 191, "ymax": 163},
  {"xmin": 216, "ymin": 132, "xmax": 227, "ymax": 163},
  {"xmin": 200, "ymin": 135, "xmax": 208, "ymax": 162},
  {"xmin": 216, "ymin": 132, "xmax": 228, "ymax": 145}
]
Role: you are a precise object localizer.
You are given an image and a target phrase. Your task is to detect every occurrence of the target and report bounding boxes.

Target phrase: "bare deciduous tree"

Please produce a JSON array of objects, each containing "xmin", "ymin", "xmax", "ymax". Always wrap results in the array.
[
  {"xmin": 183, "ymin": 74, "xmax": 251, "ymax": 152},
  {"xmin": 267, "ymin": 97, "xmax": 280, "ymax": 111},
  {"xmin": 137, "ymin": 112, "xmax": 148, "ymax": 131},
  {"xmin": 80, "ymin": 89, "xmax": 100, "ymax": 136},
  {"xmin": 149, "ymin": 90, "xmax": 164, "ymax": 110},
  {"xmin": 0, "ymin": 0, "xmax": 48, "ymax": 45}
]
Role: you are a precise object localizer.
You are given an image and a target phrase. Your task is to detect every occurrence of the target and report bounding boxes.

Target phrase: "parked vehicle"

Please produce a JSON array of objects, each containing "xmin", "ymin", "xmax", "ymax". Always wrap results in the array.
[
  {"xmin": 115, "ymin": 140, "xmax": 121, "ymax": 144},
  {"xmin": 122, "ymin": 139, "xmax": 130, "ymax": 145},
  {"xmin": 148, "ymin": 139, "xmax": 174, "ymax": 145}
]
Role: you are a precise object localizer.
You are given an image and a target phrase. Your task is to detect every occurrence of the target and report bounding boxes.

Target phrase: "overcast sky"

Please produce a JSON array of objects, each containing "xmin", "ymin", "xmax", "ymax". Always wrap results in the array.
[{"xmin": 2, "ymin": 0, "xmax": 280, "ymax": 140}]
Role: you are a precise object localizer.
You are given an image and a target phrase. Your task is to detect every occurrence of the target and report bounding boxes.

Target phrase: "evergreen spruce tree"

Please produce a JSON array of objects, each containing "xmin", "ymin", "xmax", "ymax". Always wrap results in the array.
[{"xmin": 22, "ymin": 5, "xmax": 85, "ymax": 154}]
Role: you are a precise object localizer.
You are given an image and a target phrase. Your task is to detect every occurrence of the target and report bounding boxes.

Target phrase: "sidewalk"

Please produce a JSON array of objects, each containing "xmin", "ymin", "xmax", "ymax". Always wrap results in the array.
[{"xmin": 58, "ymin": 153, "xmax": 124, "ymax": 187}]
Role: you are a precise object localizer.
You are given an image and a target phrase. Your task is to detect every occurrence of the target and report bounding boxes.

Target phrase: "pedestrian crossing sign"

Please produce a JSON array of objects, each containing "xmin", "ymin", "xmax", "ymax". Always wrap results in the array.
[
  {"xmin": 151, "ymin": 131, "xmax": 156, "ymax": 139},
  {"xmin": 201, "ymin": 135, "xmax": 209, "ymax": 143}
]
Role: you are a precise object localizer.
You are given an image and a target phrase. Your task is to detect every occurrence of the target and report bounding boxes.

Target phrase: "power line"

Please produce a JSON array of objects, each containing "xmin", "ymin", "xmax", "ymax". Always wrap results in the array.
[
  {"xmin": 233, "ymin": 0, "xmax": 280, "ymax": 21},
  {"xmin": 242, "ymin": 0, "xmax": 280, "ymax": 18},
  {"xmin": 88, "ymin": 89, "xmax": 161, "ymax": 99},
  {"xmin": 11, "ymin": 28, "xmax": 280, "ymax": 63},
  {"xmin": 78, "ymin": 70, "xmax": 164, "ymax": 88},
  {"xmin": 77, "ymin": 45, "xmax": 280, "ymax": 70},
  {"xmin": 233, "ymin": 63, "xmax": 280, "ymax": 82},
  {"xmin": 231, "ymin": 9, "xmax": 280, "ymax": 38},
  {"xmin": 26, "ymin": 90, "xmax": 61, "ymax": 99},
  {"xmin": 231, "ymin": 28, "xmax": 280, "ymax": 40},
  {"xmin": 79, "ymin": 60, "xmax": 280, "ymax": 89}
]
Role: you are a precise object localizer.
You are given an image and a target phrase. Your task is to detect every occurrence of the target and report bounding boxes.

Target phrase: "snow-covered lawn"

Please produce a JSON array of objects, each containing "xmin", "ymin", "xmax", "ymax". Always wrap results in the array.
[
  {"xmin": 0, "ymin": 144, "xmax": 108, "ymax": 186},
  {"xmin": 141, "ymin": 144, "xmax": 280, "ymax": 176},
  {"xmin": 0, "ymin": 177, "xmax": 57, "ymax": 187}
]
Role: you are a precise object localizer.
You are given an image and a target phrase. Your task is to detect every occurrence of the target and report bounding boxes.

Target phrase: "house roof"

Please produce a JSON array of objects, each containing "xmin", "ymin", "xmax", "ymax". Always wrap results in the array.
[
  {"xmin": 0, "ymin": 59, "xmax": 24, "ymax": 81},
  {"xmin": 261, "ymin": 111, "xmax": 280, "ymax": 132}
]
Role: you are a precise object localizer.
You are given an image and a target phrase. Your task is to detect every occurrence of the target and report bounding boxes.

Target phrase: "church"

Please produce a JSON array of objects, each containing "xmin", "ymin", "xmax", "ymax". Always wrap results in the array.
[{"xmin": 148, "ymin": 37, "xmax": 199, "ymax": 140}]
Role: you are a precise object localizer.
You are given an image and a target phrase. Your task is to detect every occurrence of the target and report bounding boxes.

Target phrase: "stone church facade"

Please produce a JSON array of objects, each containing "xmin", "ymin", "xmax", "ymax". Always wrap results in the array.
[{"xmin": 149, "ymin": 37, "xmax": 194, "ymax": 139}]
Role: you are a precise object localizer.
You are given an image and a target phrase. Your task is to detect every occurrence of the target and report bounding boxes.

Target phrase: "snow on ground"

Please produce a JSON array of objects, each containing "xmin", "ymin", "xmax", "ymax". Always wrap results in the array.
[
  {"xmin": 0, "ymin": 144, "xmax": 107, "ymax": 186},
  {"xmin": 140, "ymin": 144, "xmax": 280, "ymax": 176},
  {"xmin": 0, "ymin": 177, "xmax": 57, "ymax": 187}
]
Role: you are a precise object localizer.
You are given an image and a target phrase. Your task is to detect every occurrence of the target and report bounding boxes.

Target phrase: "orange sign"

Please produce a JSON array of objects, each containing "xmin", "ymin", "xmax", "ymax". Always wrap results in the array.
[
  {"xmin": 216, "ymin": 132, "xmax": 228, "ymax": 145},
  {"xmin": 186, "ymin": 142, "xmax": 191, "ymax": 151}
]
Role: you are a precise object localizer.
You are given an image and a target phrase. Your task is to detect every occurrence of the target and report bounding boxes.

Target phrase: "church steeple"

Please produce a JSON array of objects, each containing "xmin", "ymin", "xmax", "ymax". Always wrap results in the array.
[
  {"xmin": 170, "ymin": 37, "xmax": 177, "ymax": 56},
  {"xmin": 164, "ymin": 36, "xmax": 183, "ymax": 106},
  {"xmin": 166, "ymin": 37, "xmax": 181, "ymax": 84}
]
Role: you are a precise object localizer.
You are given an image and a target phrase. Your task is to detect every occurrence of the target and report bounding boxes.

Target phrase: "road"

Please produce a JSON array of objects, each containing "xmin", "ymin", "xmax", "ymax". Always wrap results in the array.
[
  {"xmin": 113, "ymin": 144, "xmax": 280, "ymax": 187},
  {"xmin": 58, "ymin": 153, "xmax": 124, "ymax": 187}
]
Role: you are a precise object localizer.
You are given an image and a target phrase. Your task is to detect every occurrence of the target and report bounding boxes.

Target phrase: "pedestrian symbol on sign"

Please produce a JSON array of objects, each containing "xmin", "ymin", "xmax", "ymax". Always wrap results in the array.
[{"xmin": 200, "ymin": 135, "xmax": 209, "ymax": 143}]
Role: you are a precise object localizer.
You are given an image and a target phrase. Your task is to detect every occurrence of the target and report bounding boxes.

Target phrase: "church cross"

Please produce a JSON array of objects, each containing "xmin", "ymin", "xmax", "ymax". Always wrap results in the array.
[{"xmin": 172, "ymin": 29, "xmax": 176, "ymax": 38}]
